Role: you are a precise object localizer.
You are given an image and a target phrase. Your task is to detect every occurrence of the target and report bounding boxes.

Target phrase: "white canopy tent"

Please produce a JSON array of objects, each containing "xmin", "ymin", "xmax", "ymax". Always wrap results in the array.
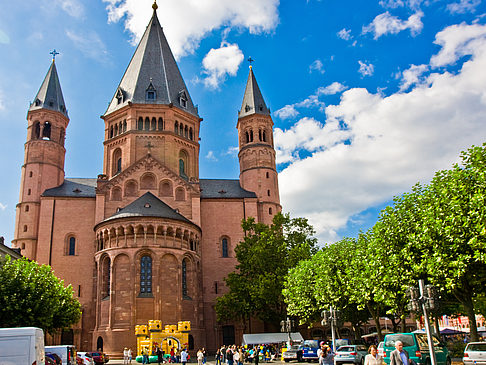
[{"xmin": 242, "ymin": 332, "xmax": 304, "ymax": 345}]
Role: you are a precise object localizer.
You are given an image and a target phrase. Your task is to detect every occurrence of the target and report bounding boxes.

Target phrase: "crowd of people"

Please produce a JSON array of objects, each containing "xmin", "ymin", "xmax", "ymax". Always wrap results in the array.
[{"xmin": 215, "ymin": 344, "xmax": 281, "ymax": 365}]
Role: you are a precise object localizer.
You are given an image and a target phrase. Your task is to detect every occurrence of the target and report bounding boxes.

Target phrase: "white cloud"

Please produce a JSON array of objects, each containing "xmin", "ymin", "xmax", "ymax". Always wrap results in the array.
[
  {"xmin": 0, "ymin": 29, "xmax": 10, "ymax": 44},
  {"xmin": 66, "ymin": 30, "xmax": 109, "ymax": 62},
  {"xmin": 276, "ymin": 22, "xmax": 486, "ymax": 243},
  {"xmin": 225, "ymin": 146, "xmax": 239, "ymax": 156},
  {"xmin": 103, "ymin": 0, "xmax": 279, "ymax": 58},
  {"xmin": 399, "ymin": 64, "xmax": 429, "ymax": 91},
  {"xmin": 201, "ymin": 42, "xmax": 244, "ymax": 89},
  {"xmin": 205, "ymin": 151, "xmax": 218, "ymax": 161},
  {"xmin": 52, "ymin": 0, "xmax": 84, "ymax": 18},
  {"xmin": 337, "ymin": 28, "xmax": 352, "ymax": 41},
  {"xmin": 317, "ymin": 82, "xmax": 348, "ymax": 95},
  {"xmin": 447, "ymin": 0, "xmax": 481, "ymax": 14},
  {"xmin": 358, "ymin": 61, "xmax": 374, "ymax": 76},
  {"xmin": 309, "ymin": 59, "xmax": 325, "ymax": 74},
  {"xmin": 0, "ymin": 203, "xmax": 6, "ymax": 211},
  {"xmin": 379, "ymin": 0, "xmax": 424, "ymax": 10},
  {"xmin": 362, "ymin": 11, "xmax": 424, "ymax": 39},
  {"xmin": 274, "ymin": 105, "xmax": 299, "ymax": 119}
]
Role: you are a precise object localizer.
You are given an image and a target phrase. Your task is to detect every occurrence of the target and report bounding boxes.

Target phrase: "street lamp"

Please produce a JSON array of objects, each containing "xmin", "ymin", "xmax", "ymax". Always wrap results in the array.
[
  {"xmin": 321, "ymin": 306, "xmax": 341, "ymax": 352},
  {"xmin": 407, "ymin": 280, "xmax": 439, "ymax": 365},
  {"xmin": 281, "ymin": 317, "xmax": 295, "ymax": 349}
]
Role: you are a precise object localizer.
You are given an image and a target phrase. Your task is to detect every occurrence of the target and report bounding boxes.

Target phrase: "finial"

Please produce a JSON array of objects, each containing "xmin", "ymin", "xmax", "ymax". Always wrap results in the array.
[
  {"xmin": 50, "ymin": 49, "xmax": 60, "ymax": 61},
  {"xmin": 247, "ymin": 56, "xmax": 254, "ymax": 69},
  {"xmin": 152, "ymin": 0, "xmax": 158, "ymax": 11}
]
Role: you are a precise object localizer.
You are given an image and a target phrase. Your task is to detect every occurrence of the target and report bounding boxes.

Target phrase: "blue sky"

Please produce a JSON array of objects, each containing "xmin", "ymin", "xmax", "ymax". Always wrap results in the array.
[{"xmin": 1, "ymin": 0, "xmax": 486, "ymax": 245}]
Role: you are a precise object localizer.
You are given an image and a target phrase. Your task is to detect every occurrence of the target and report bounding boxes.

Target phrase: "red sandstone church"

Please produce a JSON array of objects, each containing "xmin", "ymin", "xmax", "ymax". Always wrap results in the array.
[{"xmin": 12, "ymin": 2, "xmax": 281, "ymax": 355}]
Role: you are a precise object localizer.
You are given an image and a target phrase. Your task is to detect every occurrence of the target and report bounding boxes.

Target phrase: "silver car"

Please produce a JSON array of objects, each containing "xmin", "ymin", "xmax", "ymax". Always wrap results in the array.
[
  {"xmin": 334, "ymin": 345, "xmax": 368, "ymax": 365},
  {"xmin": 463, "ymin": 342, "xmax": 486, "ymax": 365}
]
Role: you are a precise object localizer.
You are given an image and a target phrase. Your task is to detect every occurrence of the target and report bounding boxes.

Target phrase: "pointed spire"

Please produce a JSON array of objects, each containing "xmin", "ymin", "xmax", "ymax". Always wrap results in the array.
[
  {"xmin": 239, "ymin": 65, "xmax": 270, "ymax": 118},
  {"xmin": 104, "ymin": 6, "xmax": 198, "ymax": 117},
  {"xmin": 29, "ymin": 57, "xmax": 68, "ymax": 117}
]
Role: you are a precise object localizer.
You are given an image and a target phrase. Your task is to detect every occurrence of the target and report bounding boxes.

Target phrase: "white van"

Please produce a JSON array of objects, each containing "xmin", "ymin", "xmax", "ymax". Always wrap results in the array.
[
  {"xmin": 45, "ymin": 345, "xmax": 77, "ymax": 365},
  {"xmin": 0, "ymin": 327, "xmax": 45, "ymax": 365}
]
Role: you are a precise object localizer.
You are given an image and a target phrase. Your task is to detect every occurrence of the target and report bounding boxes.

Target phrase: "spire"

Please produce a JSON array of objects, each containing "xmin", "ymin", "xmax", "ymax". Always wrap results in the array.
[
  {"xmin": 105, "ymin": 7, "xmax": 198, "ymax": 116},
  {"xmin": 29, "ymin": 58, "xmax": 68, "ymax": 117},
  {"xmin": 238, "ymin": 66, "xmax": 270, "ymax": 118}
]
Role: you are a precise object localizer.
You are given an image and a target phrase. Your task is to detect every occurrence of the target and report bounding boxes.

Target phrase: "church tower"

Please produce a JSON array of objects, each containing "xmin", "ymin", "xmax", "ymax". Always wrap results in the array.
[
  {"xmin": 12, "ymin": 55, "xmax": 69, "ymax": 259},
  {"xmin": 237, "ymin": 66, "xmax": 281, "ymax": 224}
]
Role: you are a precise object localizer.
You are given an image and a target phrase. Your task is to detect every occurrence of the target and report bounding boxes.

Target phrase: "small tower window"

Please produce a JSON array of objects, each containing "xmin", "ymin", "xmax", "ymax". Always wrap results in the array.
[
  {"xmin": 29, "ymin": 171, "xmax": 33, "ymax": 178},
  {"xmin": 267, "ymin": 189, "xmax": 271, "ymax": 196},
  {"xmin": 144, "ymin": 117, "xmax": 150, "ymax": 131},
  {"xmin": 245, "ymin": 131, "xmax": 249, "ymax": 143},
  {"xmin": 23, "ymin": 225, "xmax": 27, "ymax": 232},
  {"xmin": 42, "ymin": 122, "xmax": 51, "ymax": 140},
  {"xmin": 35, "ymin": 99, "xmax": 41, "ymax": 106},
  {"xmin": 222, "ymin": 238, "xmax": 228, "ymax": 258},
  {"xmin": 151, "ymin": 117, "xmax": 156, "ymax": 131},
  {"xmin": 146, "ymin": 80, "xmax": 157, "ymax": 102},
  {"xmin": 33, "ymin": 122, "xmax": 41, "ymax": 139},
  {"xmin": 68, "ymin": 237, "xmax": 76, "ymax": 256},
  {"xmin": 189, "ymin": 128, "xmax": 193, "ymax": 140},
  {"xmin": 179, "ymin": 123, "xmax": 184, "ymax": 135},
  {"xmin": 140, "ymin": 256, "xmax": 152, "ymax": 295},
  {"xmin": 25, "ymin": 205, "xmax": 29, "ymax": 212},
  {"xmin": 266, "ymin": 172, "xmax": 269, "ymax": 178},
  {"xmin": 28, "ymin": 189, "xmax": 31, "ymax": 195},
  {"xmin": 123, "ymin": 120, "xmax": 127, "ymax": 132},
  {"xmin": 174, "ymin": 121, "xmax": 179, "ymax": 134},
  {"xmin": 138, "ymin": 117, "xmax": 143, "ymax": 130},
  {"xmin": 110, "ymin": 126, "xmax": 114, "ymax": 138},
  {"xmin": 263, "ymin": 130, "xmax": 267, "ymax": 142},
  {"xmin": 179, "ymin": 91, "xmax": 188, "ymax": 108},
  {"xmin": 114, "ymin": 124, "xmax": 118, "ymax": 136},
  {"xmin": 250, "ymin": 129, "xmax": 253, "ymax": 142},
  {"xmin": 115, "ymin": 88, "xmax": 124, "ymax": 104},
  {"xmin": 259, "ymin": 129, "xmax": 262, "ymax": 141},
  {"xmin": 158, "ymin": 118, "xmax": 163, "ymax": 131},
  {"xmin": 146, "ymin": 90, "xmax": 156, "ymax": 100},
  {"xmin": 182, "ymin": 259, "xmax": 188, "ymax": 297},
  {"xmin": 269, "ymin": 207, "xmax": 273, "ymax": 215}
]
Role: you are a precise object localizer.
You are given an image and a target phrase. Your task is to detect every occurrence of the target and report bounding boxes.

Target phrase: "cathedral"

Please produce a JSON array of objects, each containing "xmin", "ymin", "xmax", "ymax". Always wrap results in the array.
[{"xmin": 12, "ymin": 2, "xmax": 281, "ymax": 355}]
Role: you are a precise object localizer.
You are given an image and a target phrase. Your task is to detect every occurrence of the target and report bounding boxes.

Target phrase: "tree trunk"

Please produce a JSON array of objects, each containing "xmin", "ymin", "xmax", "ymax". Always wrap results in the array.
[
  {"xmin": 401, "ymin": 313, "xmax": 407, "ymax": 332},
  {"xmin": 367, "ymin": 303, "xmax": 383, "ymax": 341},
  {"xmin": 454, "ymin": 288, "xmax": 479, "ymax": 341}
]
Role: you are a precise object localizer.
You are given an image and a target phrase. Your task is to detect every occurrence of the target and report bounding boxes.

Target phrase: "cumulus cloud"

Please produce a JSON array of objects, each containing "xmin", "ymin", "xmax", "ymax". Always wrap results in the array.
[
  {"xmin": 358, "ymin": 61, "xmax": 374, "ymax": 76},
  {"xmin": 225, "ymin": 146, "xmax": 239, "ymax": 156},
  {"xmin": 55, "ymin": 0, "xmax": 84, "ymax": 18},
  {"xmin": 337, "ymin": 28, "xmax": 352, "ymax": 41},
  {"xmin": 201, "ymin": 42, "xmax": 244, "ymax": 89},
  {"xmin": 379, "ymin": 0, "xmax": 424, "ymax": 10},
  {"xmin": 398, "ymin": 64, "xmax": 429, "ymax": 91},
  {"xmin": 362, "ymin": 11, "xmax": 424, "ymax": 39},
  {"xmin": 66, "ymin": 30, "xmax": 109, "ymax": 62},
  {"xmin": 309, "ymin": 59, "xmax": 325, "ymax": 74},
  {"xmin": 317, "ymin": 82, "xmax": 348, "ymax": 95},
  {"xmin": 274, "ymin": 105, "xmax": 299, "ymax": 119},
  {"xmin": 205, "ymin": 151, "xmax": 218, "ymax": 161},
  {"xmin": 103, "ymin": 0, "xmax": 279, "ymax": 58},
  {"xmin": 447, "ymin": 0, "xmax": 481, "ymax": 14},
  {"xmin": 276, "ymin": 22, "xmax": 486, "ymax": 243}
]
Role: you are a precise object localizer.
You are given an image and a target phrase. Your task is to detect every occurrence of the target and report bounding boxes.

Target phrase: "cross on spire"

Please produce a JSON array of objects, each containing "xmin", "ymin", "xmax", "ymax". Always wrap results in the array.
[
  {"xmin": 152, "ymin": 0, "xmax": 158, "ymax": 11},
  {"xmin": 247, "ymin": 56, "xmax": 254, "ymax": 68},
  {"xmin": 50, "ymin": 49, "xmax": 60, "ymax": 61},
  {"xmin": 145, "ymin": 141, "xmax": 155, "ymax": 154}
]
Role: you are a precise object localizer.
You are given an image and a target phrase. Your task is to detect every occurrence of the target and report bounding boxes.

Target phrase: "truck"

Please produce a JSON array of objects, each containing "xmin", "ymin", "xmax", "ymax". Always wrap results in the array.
[{"xmin": 0, "ymin": 327, "xmax": 45, "ymax": 365}]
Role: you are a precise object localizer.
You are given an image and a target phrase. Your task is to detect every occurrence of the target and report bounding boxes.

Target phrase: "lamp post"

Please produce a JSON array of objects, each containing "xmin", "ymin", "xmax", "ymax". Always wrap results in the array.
[
  {"xmin": 407, "ymin": 279, "xmax": 439, "ymax": 365},
  {"xmin": 280, "ymin": 317, "xmax": 295, "ymax": 349},
  {"xmin": 321, "ymin": 306, "xmax": 341, "ymax": 352}
]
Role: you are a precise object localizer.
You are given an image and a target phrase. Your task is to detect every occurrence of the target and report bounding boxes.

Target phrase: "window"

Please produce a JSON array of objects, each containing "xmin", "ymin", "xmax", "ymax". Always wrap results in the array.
[
  {"xmin": 68, "ymin": 237, "xmax": 75, "ymax": 256},
  {"xmin": 179, "ymin": 150, "xmax": 188, "ymax": 179},
  {"xmin": 144, "ymin": 117, "xmax": 150, "ymax": 131},
  {"xmin": 174, "ymin": 121, "xmax": 179, "ymax": 134},
  {"xmin": 245, "ymin": 131, "xmax": 249, "ymax": 143},
  {"xmin": 110, "ymin": 126, "xmax": 114, "ymax": 138},
  {"xmin": 189, "ymin": 128, "xmax": 193, "ymax": 140},
  {"xmin": 138, "ymin": 117, "xmax": 143, "ymax": 130},
  {"xmin": 182, "ymin": 259, "xmax": 188, "ymax": 297},
  {"xmin": 146, "ymin": 90, "xmax": 156, "ymax": 100},
  {"xmin": 262, "ymin": 130, "xmax": 267, "ymax": 142},
  {"xmin": 25, "ymin": 205, "xmax": 29, "ymax": 212},
  {"xmin": 267, "ymin": 189, "xmax": 271, "ymax": 196},
  {"xmin": 113, "ymin": 148, "xmax": 122, "ymax": 176},
  {"xmin": 159, "ymin": 180, "xmax": 173, "ymax": 197},
  {"xmin": 175, "ymin": 187, "xmax": 185, "ymax": 201},
  {"xmin": 269, "ymin": 207, "xmax": 273, "ymax": 215},
  {"xmin": 250, "ymin": 129, "xmax": 253, "ymax": 142},
  {"xmin": 158, "ymin": 118, "xmax": 163, "ymax": 131},
  {"xmin": 33, "ymin": 122, "xmax": 40, "ymax": 139},
  {"xmin": 140, "ymin": 256, "xmax": 152, "ymax": 295},
  {"xmin": 28, "ymin": 189, "xmax": 31, "ymax": 195},
  {"xmin": 116, "ymin": 89, "xmax": 124, "ymax": 104},
  {"xmin": 114, "ymin": 124, "xmax": 118, "ymax": 136},
  {"xmin": 43, "ymin": 122, "xmax": 51, "ymax": 140},
  {"xmin": 102, "ymin": 257, "xmax": 111, "ymax": 299},
  {"xmin": 123, "ymin": 120, "xmax": 127, "ymax": 132},
  {"xmin": 222, "ymin": 238, "xmax": 228, "ymax": 258},
  {"xmin": 179, "ymin": 159, "xmax": 186, "ymax": 179},
  {"xmin": 266, "ymin": 172, "xmax": 269, "ymax": 178},
  {"xmin": 23, "ymin": 225, "xmax": 27, "ymax": 232},
  {"xmin": 151, "ymin": 117, "xmax": 156, "ymax": 130},
  {"xmin": 29, "ymin": 171, "xmax": 33, "ymax": 177}
]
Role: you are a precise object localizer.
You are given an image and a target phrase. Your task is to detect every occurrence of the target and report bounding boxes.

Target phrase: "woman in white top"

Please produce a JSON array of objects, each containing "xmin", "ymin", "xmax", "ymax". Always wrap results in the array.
[
  {"xmin": 197, "ymin": 349, "xmax": 204, "ymax": 365},
  {"xmin": 364, "ymin": 345, "xmax": 384, "ymax": 365}
]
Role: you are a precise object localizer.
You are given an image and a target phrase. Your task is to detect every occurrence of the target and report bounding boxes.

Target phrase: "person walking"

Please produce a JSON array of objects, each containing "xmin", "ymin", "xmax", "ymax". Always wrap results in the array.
[
  {"xmin": 390, "ymin": 341, "xmax": 409, "ymax": 365},
  {"xmin": 254, "ymin": 346, "xmax": 259, "ymax": 365},
  {"xmin": 142, "ymin": 347, "xmax": 150, "ymax": 364},
  {"xmin": 364, "ymin": 345, "xmax": 383, "ymax": 365},
  {"xmin": 197, "ymin": 348, "xmax": 204, "ymax": 365},
  {"xmin": 181, "ymin": 348, "xmax": 189, "ymax": 365},
  {"xmin": 227, "ymin": 346, "xmax": 234, "ymax": 365},
  {"xmin": 202, "ymin": 347, "xmax": 207, "ymax": 364},
  {"xmin": 124, "ymin": 348, "xmax": 129, "ymax": 365},
  {"xmin": 157, "ymin": 347, "xmax": 164, "ymax": 365},
  {"xmin": 128, "ymin": 348, "xmax": 133, "ymax": 364},
  {"xmin": 215, "ymin": 347, "xmax": 222, "ymax": 365}
]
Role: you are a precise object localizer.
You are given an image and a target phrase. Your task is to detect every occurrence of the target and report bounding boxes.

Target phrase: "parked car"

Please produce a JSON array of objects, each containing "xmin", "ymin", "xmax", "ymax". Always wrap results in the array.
[
  {"xmin": 46, "ymin": 355, "xmax": 57, "ymax": 365},
  {"xmin": 383, "ymin": 333, "xmax": 451, "ymax": 365},
  {"xmin": 302, "ymin": 339, "xmax": 322, "ymax": 361},
  {"xmin": 88, "ymin": 351, "xmax": 108, "ymax": 365},
  {"xmin": 46, "ymin": 352, "xmax": 63, "ymax": 365},
  {"xmin": 463, "ymin": 342, "xmax": 486, "ymax": 365},
  {"xmin": 77, "ymin": 351, "xmax": 95, "ymax": 365},
  {"xmin": 377, "ymin": 342, "xmax": 385, "ymax": 357},
  {"xmin": 334, "ymin": 344, "xmax": 368, "ymax": 365},
  {"xmin": 46, "ymin": 345, "xmax": 78, "ymax": 365},
  {"xmin": 282, "ymin": 344, "xmax": 303, "ymax": 362}
]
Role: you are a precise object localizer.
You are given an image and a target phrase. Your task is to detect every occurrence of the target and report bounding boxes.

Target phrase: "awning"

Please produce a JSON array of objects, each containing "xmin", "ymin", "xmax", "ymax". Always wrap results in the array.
[{"xmin": 242, "ymin": 332, "xmax": 304, "ymax": 345}]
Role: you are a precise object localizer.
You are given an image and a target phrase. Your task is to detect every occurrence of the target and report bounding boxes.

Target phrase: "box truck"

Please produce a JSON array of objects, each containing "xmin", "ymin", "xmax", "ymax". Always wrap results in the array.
[{"xmin": 0, "ymin": 327, "xmax": 45, "ymax": 365}]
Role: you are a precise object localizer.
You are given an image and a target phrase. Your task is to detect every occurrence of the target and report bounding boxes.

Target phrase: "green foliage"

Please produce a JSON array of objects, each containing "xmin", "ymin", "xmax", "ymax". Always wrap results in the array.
[
  {"xmin": 0, "ymin": 255, "xmax": 82, "ymax": 334},
  {"xmin": 215, "ymin": 212, "xmax": 318, "ymax": 326}
]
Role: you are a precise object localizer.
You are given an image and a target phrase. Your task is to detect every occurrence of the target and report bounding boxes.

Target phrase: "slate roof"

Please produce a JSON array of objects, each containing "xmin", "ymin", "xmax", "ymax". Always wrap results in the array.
[
  {"xmin": 42, "ymin": 178, "xmax": 97, "ymax": 198},
  {"xmin": 104, "ymin": 8, "xmax": 198, "ymax": 117},
  {"xmin": 102, "ymin": 192, "xmax": 192, "ymax": 224},
  {"xmin": 199, "ymin": 179, "xmax": 257, "ymax": 199},
  {"xmin": 29, "ymin": 60, "xmax": 68, "ymax": 117},
  {"xmin": 238, "ymin": 66, "xmax": 270, "ymax": 118}
]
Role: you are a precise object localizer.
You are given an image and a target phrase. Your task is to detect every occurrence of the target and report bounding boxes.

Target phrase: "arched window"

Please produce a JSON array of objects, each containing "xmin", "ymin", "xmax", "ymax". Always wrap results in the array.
[
  {"xmin": 140, "ymin": 256, "xmax": 152, "ymax": 295},
  {"xmin": 102, "ymin": 257, "xmax": 111, "ymax": 299},
  {"xmin": 111, "ymin": 186, "xmax": 122, "ymax": 201},
  {"xmin": 25, "ymin": 205, "xmax": 29, "ymax": 212},
  {"xmin": 140, "ymin": 173, "xmax": 156, "ymax": 189},
  {"xmin": 174, "ymin": 121, "xmax": 179, "ymax": 133},
  {"xmin": 119, "ymin": 121, "xmax": 123, "ymax": 134},
  {"xmin": 123, "ymin": 120, "xmax": 127, "ymax": 132},
  {"xmin": 125, "ymin": 180, "xmax": 138, "ymax": 196},
  {"xmin": 145, "ymin": 117, "xmax": 150, "ymax": 131},
  {"xmin": 179, "ymin": 150, "xmax": 188, "ymax": 179},
  {"xmin": 110, "ymin": 126, "xmax": 114, "ymax": 138},
  {"xmin": 263, "ymin": 130, "xmax": 267, "ymax": 142},
  {"xmin": 189, "ymin": 128, "xmax": 193, "ymax": 140},
  {"xmin": 68, "ymin": 237, "xmax": 75, "ymax": 256},
  {"xmin": 43, "ymin": 122, "xmax": 51, "ymax": 140},
  {"xmin": 269, "ymin": 207, "xmax": 273, "ymax": 215},
  {"xmin": 33, "ymin": 122, "xmax": 41, "ymax": 139},
  {"xmin": 158, "ymin": 118, "xmax": 163, "ymax": 131},
  {"xmin": 114, "ymin": 124, "xmax": 118, "ymax": 136},
  {"xmin": 245, "ymin": 131, "xmax": 249, "ymax": 143},
  {"xmin": 179, "ymin": 123, "xmax": 184, "ymax": 135},
  {"xmin": 222, "ymin": 238, "xmax": 229, "ymax": 258},
  {"xmin": 23, "ymin": 225, "xmax": 27, "ymax": 232},
  {"xmin": 151, "ymin": 117, "xmax": 156, "ymax": 130},
  {"xmin": 138, "ymin": 117, "xmax": 143, "ymax": 130},
  {"xmin": 266, "ymin": 172, "xmax": 269, "ymax": 178},
  {"xmin": 159, "ymin": 180, "xmax": 173, "ymax": 197},
  {"xmin": 113, "ymin": 148, "xmax": 122, "ymax": 176},
  {"xmin": 259, "ymin": 129, "xmax": 262, "ymax": 141},
  {"xmin": 182, "ymin": 259, "xmax": 188, "ymax": 298},
  {"xmin": 184, "ymin": 125, "xmax": 188, "ymax": 138},
  {"xmin": 175, "ymin": 187, "xmax": 185, "ymax": 201}
]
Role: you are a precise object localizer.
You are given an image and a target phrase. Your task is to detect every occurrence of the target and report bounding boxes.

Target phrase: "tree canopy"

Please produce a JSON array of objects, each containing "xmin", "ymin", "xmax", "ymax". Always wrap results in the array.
[
  {"xmin": 215, "ymin": 212, "xmax": 318, "ymax": 329},
  {"xmin": 0, "ymin": 256, "xmax": 82, "ymax": 334}
]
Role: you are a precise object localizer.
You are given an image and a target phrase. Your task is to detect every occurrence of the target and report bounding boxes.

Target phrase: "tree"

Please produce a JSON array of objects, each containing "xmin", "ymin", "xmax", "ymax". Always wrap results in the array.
[
  {"xmin": 0, "ymin": 255, "xmax": 82, "ymax": 334},
  {"xmin": 215, "ymin": 212, "xmax": 318, "ymax": 329}
]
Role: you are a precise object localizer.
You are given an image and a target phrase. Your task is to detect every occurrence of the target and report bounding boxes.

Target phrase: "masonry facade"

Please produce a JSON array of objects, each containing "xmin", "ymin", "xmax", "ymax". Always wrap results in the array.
[{"xmin": 12, "ymin": 4, "xmax": 280, "ymax": 355}]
